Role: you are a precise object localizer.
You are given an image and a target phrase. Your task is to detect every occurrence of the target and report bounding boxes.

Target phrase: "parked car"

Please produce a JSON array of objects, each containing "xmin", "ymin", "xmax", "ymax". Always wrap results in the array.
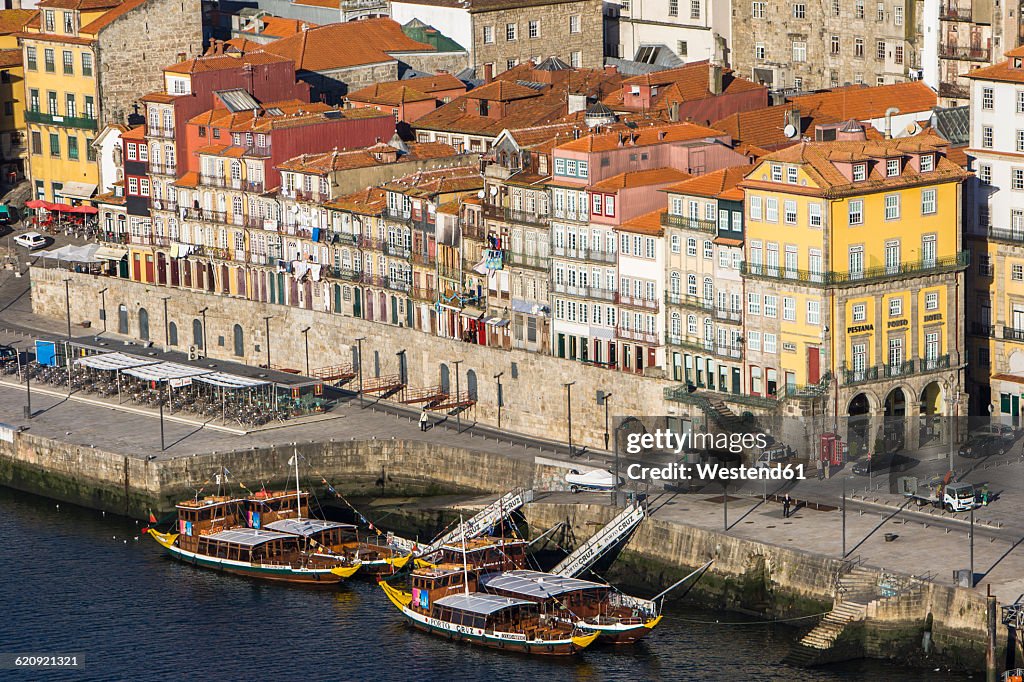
[
  {"xmin": 13, "ymin": 231, "xmax": 45, "ymax": 249},
  {"xmin": 566, "ymin": 469, "xmax": 622, "ymax": 493},
  {"xmin": 0, "ymin": 204, "xmax": 13, "ymax": 225},
  {"xmin": 958, "ymin": 434, "xmax": 1006, "ymax": 459},
  {"xmin": 851, "ymin": 452, "xmax": 914, "ymax": 476},
  {"xmin": 0, "ymin": 344, "xmax": 16, "ymax": 364},
  {"xmin": 970, "ymin": 424, "xmax": 1016, "ymax": 441}
]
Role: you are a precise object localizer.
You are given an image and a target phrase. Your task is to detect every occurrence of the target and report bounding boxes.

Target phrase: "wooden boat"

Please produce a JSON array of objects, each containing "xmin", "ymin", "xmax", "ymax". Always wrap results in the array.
[
  {"xmin": 146, "ymin": 494, "xmax": 359, "ymax": 584},
  {"xmin": 248, "ymin": 491, "xmax": 413, "ymax": 577},
  {"xmin": 432, "ymin": 536, "xmax": 530, "ymax": 572},
  {"xmin": 478, "ymin": 569, "xmax": 662, "ymax": 644},
  {"xmin": 380, "ymin": 566, "xmax": 599, "ymax": 655}
]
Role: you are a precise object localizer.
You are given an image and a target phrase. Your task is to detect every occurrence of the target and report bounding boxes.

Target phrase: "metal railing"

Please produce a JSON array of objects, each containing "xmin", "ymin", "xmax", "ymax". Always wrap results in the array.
[
  {"xmin": 660, "ymin": 213, "xmax": 717, "ymax": 233},
  {"xmin": 149, "ymin": 162, "xmax": 177, "ymax": 176},
  {"xmin": 986, "ymin": 226, "xmax": 1024, "ymax": 244},
  {"xmin": 1003, "ymin": 328, "xmax": 1024, "ymax": 342},
  {"xmin": 939, "ymin": 43, "xmax": 990, "ymax": 61},
  {"xmin": 741, "ymin": 252, "xmax": 969, "ymax": 286},
  {"xmin": 615, "ymin": 292, "xmax": 659, "ymax": 311},
  {"xmin": 26, "ymin": 110, "xmax": 98, "ymax": 130},
  {"xmin": 552, "ymin": 281, "xmax": 615, "ymax": 301},
  {"xmin": 616, "ymin": 327, "xmax": 659, "ymax": 344},
  {"xmin": 971, "ymin": 322, "xmax": 995, "ymax": 337},
  {"xmin": 384, "ymin": 242, "xmax": 411, "ymax": 258},
  {"xmin": 411, "ymin": 286, "xmax": 436, "ymax": 301},
  {"xmin": 147, "ymin": 125, "xmax": 175, "ymax": 139},
  {"xmin": 842, "ymin": 355, "xmax": 951, "ymax": 385},
  {"xmin": 505, "ymin": 251, "xmax": 549, "ymax": 269},
  {"xmin": 182, "ymin": 207, "xmax": 228, "ymax": 224},
  {"xmin": 438, "ymin": 264, "xmax": 462, "ymax": 281},
  {"xmin": 552, "ymin": 244, "xmax": 616, "ymax": 263},
  {"xmin": 670, "ymin": 337, "xmax": 742, "ymax": 359},
  {"xmin": 482, "ymin": 203, "xmax": 548, "ymax": 227}
]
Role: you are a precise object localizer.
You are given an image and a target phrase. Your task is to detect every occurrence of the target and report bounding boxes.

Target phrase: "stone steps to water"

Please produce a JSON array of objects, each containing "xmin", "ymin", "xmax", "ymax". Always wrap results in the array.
[{"xmin": 782, "ymin": 599, "xmax": 867, "ymax": 667}]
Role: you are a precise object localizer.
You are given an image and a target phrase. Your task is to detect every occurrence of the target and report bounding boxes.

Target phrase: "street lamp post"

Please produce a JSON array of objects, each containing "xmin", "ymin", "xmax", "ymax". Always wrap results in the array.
[
  {"xmin": 842, "ymin": 477, "xmax": 847, "ymax": 558},
  {"xmin": 63, "ymin": 278, "xmax": 72, "ymax": 339},
  {"xmin": 453, "ymin": 360, "xmax": 463, "ymax": 432},
  {"xmin": 98, "ymin": 287, "xmax": 107, "ymax": 334},
  {"xmin": 946, "ymin": 377, "xmax": 957, "ymax": 474},
  {"xmin": 355, "ymin": 337, "xmax": 365, "ymax": 407},
  {"xmin": 198, "ymin": 307, "xmax": 208, "ymax": 358},
  {"xmin": 602, "ymin": 392, "xmax": 612, "ymax": 451},
  {"xmin": 162, "ymin": 296, "xmax": 171, "ymax": 351},
  {"xmin": 396, "ymin": 349, "xmax": 407, "ymax": 401},
  {"xmin": 564, "ymin": 381, "xmax": 575, "ymax": 457},
  {"xmin": 494, "ymin": 372, "xmax": 504, "ymax": 431},
  {"xmin": 970, "ymin": 506, "xmax": 975, "ymax": 588},
  {"xmin": 301, "ymin": 327, "xmax": 311, "ymax": 376},
  {"xmin": 21, "ymin": 344, "xmax": 31, "ymax": 419},
  {"xmin": 263, "ymin": 316, "xmax": 273, "ymax": 369},
  {"xmin": 159, "ymin": 380, "xmax": 166, "ymax": 452}
]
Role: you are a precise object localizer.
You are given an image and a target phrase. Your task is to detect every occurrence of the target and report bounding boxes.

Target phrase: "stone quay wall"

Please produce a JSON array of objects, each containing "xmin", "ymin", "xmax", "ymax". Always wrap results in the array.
[{"xmin": 31, "ymin": 268, "xmax": 685, "ymax": 450}]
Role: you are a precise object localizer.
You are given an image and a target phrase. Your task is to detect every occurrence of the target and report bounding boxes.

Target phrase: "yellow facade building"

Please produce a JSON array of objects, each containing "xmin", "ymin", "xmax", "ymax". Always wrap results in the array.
[
  {"xmin": 0, "ymin": 10, "xmax": 36, "ymax": 180},
  {"xmin": 739, "ymin": 122, "xmax": 969, "ymax": 453}
]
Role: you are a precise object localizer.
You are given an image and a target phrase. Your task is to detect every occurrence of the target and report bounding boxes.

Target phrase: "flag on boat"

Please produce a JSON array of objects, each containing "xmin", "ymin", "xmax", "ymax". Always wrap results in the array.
[
  {"xmin": 287, "ymin": 455, "xmax": 297, "ymax": 465},
  {"xmin": 148, "ymin": 512, "xmax": 157, "ymax": 524}
]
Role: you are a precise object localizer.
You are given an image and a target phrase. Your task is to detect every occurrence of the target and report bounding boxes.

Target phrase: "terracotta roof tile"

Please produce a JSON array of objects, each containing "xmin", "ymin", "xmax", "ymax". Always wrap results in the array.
[
  {"xmin": 589, "ymin": 167, "xmax": 690, "ymax": 191},
  {"xmin": 465, "ymin": 80, "xmax": 541, "ymax": 102},
  {"xmin": 79, "ymin": 0, "xmax": 149, "ymax": 34},
  {"xmin": 325, "ymin": 186, "xmax": 387, "ymax": 213},
  {"xmin": 276, "ymin": 142, "xmax": 457, "ymax": 173},
  {"xmin": 664, "ymin": 165, "xmax": 749, "ymax": 201},
  {"xmin": 0, "ymin": 9, "xmax": 37, "ymax": 35},
  {"xmin": 165, "ymin": 51, "xmax": 292, "ymax": 74},
  {"xmin": 617, "ymin": 208, "xmax": 664, "ymax": 236},
  {"xmin": 787, "ymin": 82, "xmax": 936, "ymax": 123},
  {"xmin": 0, "ymin": 48, "xmax": 21, "ymax": 68},
  {"xmin": 174, "ymin": 171, "xmax": 200, "ymax": 188},
  {"xmin": 556, "ymin": 121, "xmax": 726, "ymax": 153},
  {"xmin": 606, "ymin": 61, "xmax": 765, "ymax": 111},
  {"xmin": 120, "ymin": 125, "xmax": 146, "ymax": 140},
  {"xmin": 257, "ymin": 19, "xmax": 434, "ymax": 72},
  {"xmin": 966, "ymin": 52, "xmax": 1024, "ymax": 84},
  {"xmin": 742, "ymin": 136, "xmax": 969, "ymax": 197}
]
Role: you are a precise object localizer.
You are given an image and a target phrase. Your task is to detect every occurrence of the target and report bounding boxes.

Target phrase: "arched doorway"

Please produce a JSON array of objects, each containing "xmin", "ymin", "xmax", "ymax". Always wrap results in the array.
[
  {"xmin": 440, "ymin": 363, "xmax": 450, "ymax": 394},
  {"xmin": 233, "ymin": 324, "xmax": 244, "ymax": 357},
  {"xmin": 884, "ymin": 387, "xmax": 906, "ymax": 451},
  {"xmin": 919, "ymin": 382, "xmax": 943, "ymax": 448},
  {"xmin": 138, "ymin": 307, "xmax": 149, "ymax": 341},
  {"xmin": 117, "ymin": 304, "xmax": 128, "ymax": 334},
  {"xmin": 168, "ymin": 322, "xmax": 178, "ymax": 346},
  {"xmin": 847, "ymin": 393, "xmax": 871, "ymax": 458},
  {"xmin": 391, "ymin": 296, "xmax": 399, "ymax": 325},
  {"xmin": 192, "ymin": 319, "xmax": 203, "ymax": 349},
  {"xmin": 466, "ymin": 369, "xmax": 478, "ymax": 400}
]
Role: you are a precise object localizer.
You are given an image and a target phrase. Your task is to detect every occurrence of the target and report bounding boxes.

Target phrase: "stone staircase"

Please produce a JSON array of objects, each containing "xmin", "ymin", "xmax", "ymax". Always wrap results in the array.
[
  {"xmin": 782, "ymin": 565, "xmax": 876, "ymax": 666},
  {"xmin": 706, "ymin": 397, "xmax": 747, "ymax": 431}
]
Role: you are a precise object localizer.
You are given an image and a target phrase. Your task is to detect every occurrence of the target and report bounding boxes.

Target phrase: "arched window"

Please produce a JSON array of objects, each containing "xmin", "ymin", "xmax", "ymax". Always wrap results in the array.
[
  {"xmin": 466, "ymin": 369, "xmax": 478, "ymax": 400},
  {"xmin": 686, "ymin": 237, "xmax": 696, "ymax": 256},
  {"xmin": 671, "ymin": 312, "xmax": 681, "ymax": 336},
  {"xmin": 193, "ymin": 318, "xmax": 203, "ymax": 349},
  {"xmin": 230, "ymin": 161, "xmax": 241, "ymax": 180},
  {"xmin": 439, "ymin": 363, "xmax": 450, "ymax": 393},
  {"xmin": 138, "ymin": 307, "xmax": 149, "ymax": 341},
  {"xmin": 687, "ymin": 274, "xmax": 697, "ymax": 296},
  {"xmin": 232, "ymin": 324, "xmax": 243, "ymax": 357},
  {"xmin": 703, "ymin": 277, "xmax": 713, "ymax": 304},
  {"xmin": 670, "ymin": 271, "xmax": 680, "ymax": 295},
  {"xmin": 168, "ymin": 322, "xmax": 178, "ymax": 346},
  {"xmin": 703, "ymin": 318, "xmax": 713, "ymax": 342},
  {"xmin": 687, "ymin": 314, "xmax": 697, "ymax": 334}
]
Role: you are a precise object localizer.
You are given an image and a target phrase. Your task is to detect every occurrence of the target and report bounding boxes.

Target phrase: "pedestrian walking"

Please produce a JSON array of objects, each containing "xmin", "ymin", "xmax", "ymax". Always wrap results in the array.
[
  {"xmin": 783, "ymin": 493, "xmax": 792, "ymax": 518},
  {"xmin": 419, "ymin": 410, "xmax": 429, "ymax": 431},
  {"xmin": 816, "ymin": 457, "xmax": 824, "ymax": 481}
]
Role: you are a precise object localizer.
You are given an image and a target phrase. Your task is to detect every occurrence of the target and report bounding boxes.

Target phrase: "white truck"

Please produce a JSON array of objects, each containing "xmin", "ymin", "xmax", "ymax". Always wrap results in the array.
[{"xmin": 898, "ymin": 476, "xmax": 978, "ymax": 512}]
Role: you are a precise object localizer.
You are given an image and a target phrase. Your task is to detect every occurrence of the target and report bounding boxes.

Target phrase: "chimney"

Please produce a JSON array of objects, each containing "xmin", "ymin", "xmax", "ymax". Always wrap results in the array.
[
  {"xmin": 617, "ymin": 132, "xmax": 624, "ymax": 146},
  {"xmin": 483, "ymin": 63, "xmax": 493, "ymax": 84},
  {"xmin": 604, "ymin": 64, "xmax": 618, "ymax": 75},
  {"xmin": 708, "ymin": 63, "xmax": 723, "ymax": 95}
]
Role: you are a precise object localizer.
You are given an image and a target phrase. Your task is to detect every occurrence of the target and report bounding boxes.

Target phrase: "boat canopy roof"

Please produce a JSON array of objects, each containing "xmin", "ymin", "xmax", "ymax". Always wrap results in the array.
[
  {"xmin": 479, "ymin": 570, "xmax": 608, "ymax": 598},
  {"xmin": 434, "ymin": 593, "xmax": 534, "ymax": 615},
  {"xmin": 265, "ymin": 518, "xmax": 355, "ymax": 536},
  {"xmin": 205, "ymin": 528, "xmax": 293, "ymax": 547}
]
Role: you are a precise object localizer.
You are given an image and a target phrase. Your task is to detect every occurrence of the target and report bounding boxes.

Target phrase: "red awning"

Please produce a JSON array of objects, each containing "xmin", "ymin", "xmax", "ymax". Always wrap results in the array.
[
  {"xmin": 24, "ymin": 199, "xmax": 47, "ymax": 209},
  {"xmin": 68, "ymin": 205, "xmax": 98, "ymax": 214},
  {"xmin": 48, "ymin": 203, "xmax": 74, "ymax": 212}
]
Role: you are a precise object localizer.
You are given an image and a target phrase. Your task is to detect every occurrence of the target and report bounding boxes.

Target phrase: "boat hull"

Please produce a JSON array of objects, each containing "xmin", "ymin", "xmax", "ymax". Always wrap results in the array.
[
  {"xmin": 148, "ymin": 530, "xmax": 356, "ymax": 584},
  {"xmin": 582, "ymin": 619, "xmax": 659, "ymax": 644},
  {"xmin": 379, "ymin": 583, "xmax": 597, "ymax": 655}
]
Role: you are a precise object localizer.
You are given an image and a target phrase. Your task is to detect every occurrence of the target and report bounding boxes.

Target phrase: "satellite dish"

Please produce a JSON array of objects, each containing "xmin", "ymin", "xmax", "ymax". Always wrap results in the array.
[
  {"xmin": 783, "ymin": 124, "xmax": 798, "ymax": 139},
  {"xmin": 489, "ymin": 186, "xmax": 497, "ymax": 196},
  {"xmin": 477, "ymin": 190, "xmax": 484, "ymax": 199},
  {"xmin": 905, "ymin": 122, "xmax": 921, "ymax": 136}
]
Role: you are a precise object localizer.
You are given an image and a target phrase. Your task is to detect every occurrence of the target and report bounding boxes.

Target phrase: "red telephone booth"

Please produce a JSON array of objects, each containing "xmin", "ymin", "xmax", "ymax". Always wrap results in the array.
[{"xmin": 820, "ymin": 432, "xmax": 844, "ymax": 466}]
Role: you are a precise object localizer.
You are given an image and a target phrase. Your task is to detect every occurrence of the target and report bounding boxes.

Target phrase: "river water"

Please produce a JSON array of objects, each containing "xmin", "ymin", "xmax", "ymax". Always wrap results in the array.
[{"xmin": 0, "ymin": 487, "xmax": 975, "ymax": 681}]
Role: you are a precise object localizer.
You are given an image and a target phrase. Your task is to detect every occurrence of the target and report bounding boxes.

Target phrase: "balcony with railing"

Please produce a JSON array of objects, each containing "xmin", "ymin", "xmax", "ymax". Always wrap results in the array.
[
  {"xmin": 741, "ymin": 252, "xmax": 969, "ymax": 287},
  {"xmin": 384, "ymin": 207, "xmax": 412, "ymax": 223},
  {"xmin": 552, "ymin": 281, "xmax": 616, "ymax": 301},
  {"xmin": 328, "ymin": 266, "xmax": 362, "ymax": 282},
  {"xmin": 939, "ymin": 43, "xmax": 991, "ymax": 61},
  {"xmin": 986, "ymin": 226, "xmax": 1024, "ymax": 244},
  {"xmin": 665, "ymin": 291, "xmax": 713, "ymax": 310},
  {"xmin": 505, "ymin": 250, "xmax": 549, "ymax": 270},
  {"xmin": 552, "ymin": 244, "xmax": 616, "ymax": 263},
  {"xmin": 939, "ymin": 2, "xmax": 973, "ymax": 20},
  {"xmin": 99, "ymin": 231, "xmax": 129, "ymax": 245},
  {"xmin": 660, "ymin": 213, "xmax": 717, "ymax": 233},
  {"xmin": 151, "ymin": 200, "xmax": 178, "ymax": 213},
  {"xmin": 616, "ymin": 326, "xmax": 659, "ymax": 345},
  {"xmin": 384, "ymin": 241, "xmax": 411, "ymax": 259},
  {"xmin": 182, "ymin": 207, "xmax": 228, "ymax": 224},
  {"xmin": 615, "ymin": 292, "xmax": 659, "ymax": 311},
  {"xmin": 386, "ymin": 276, "xmax": 411, "ymax": 293},
  {"xmin": 147, "ymin": 125, "xmax": 175, "ymax": 139},
  {"xmin": 410, "ymin": 251, "xmax": 433, "ymax": 266},
  {"xmin": 714, "ymin": 307, "xmax": 742, "ymax": 323},
  {"xmin": 149, "ymin": 162, "xmax": 177, "ymax": 176},
  {"xmin": 842, "ymin": 354, "xmax": 952, "ymax": 385},
  {"xmin": 482, "ymin": 203, "xmax": 548, "ymax": 227},
  {"xmin": 438, "ymin": 264, "xmax": 462, "ymax": 281},
  {"xmin": 1003, "ymin": 327, "xmax": 1024, "ymax": 342},
  {"xmin": 668, "ymin": 336, "xmax": 742, "ymax": 359},
  {"xmin": 26, "ymin": 110, "xmax": 97, "ymax": 130},
  {"xmin": 411, "ymin": 286, "xmax": 436, "ymax": 301},
  {"xmin": 359, "ymin": 235, "xmax": 384, "ymax": 250}
]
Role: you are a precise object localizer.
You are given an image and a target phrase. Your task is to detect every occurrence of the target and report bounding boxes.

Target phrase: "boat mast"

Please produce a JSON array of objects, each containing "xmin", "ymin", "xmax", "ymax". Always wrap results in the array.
[
  {"xmin": 293, "ymin": 446, "xmax": 301, "ymax": 519},
  {"xmin": 460, "ymin": 514, "xmax": 469, "ymax": 596}
]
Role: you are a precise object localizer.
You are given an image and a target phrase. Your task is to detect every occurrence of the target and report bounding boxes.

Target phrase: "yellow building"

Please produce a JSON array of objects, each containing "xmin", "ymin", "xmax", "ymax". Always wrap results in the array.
[
  {"xmin": 20, "ymin": 0, "xmax": 202, "ymax": 202},
  {"xmin": 0, "ymin": 10, "xmax": 36, "ymax": 180},
  {"xmin": 739, "ymin": 122, "xmax": 969, "ymax": 454}
]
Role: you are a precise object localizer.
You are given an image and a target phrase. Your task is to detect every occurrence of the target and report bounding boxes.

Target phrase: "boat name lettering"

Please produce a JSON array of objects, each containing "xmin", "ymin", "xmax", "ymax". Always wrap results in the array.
[{"xmin": 494, "ymin": 631, "xmax": 527, "ymax": 641}]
